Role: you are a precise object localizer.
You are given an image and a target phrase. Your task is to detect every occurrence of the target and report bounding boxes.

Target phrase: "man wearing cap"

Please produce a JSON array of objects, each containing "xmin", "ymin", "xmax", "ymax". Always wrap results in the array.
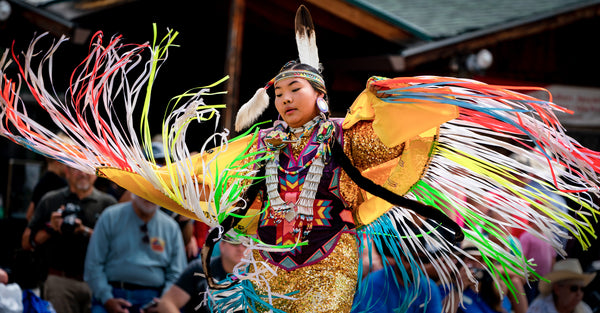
[
  {"xmin": 527, "ymin": 258, "xmax": 595, "ymax": 313},
  {"xmin": 84, "ymin": 194, "xmax": 187, "ymax": 313},
  {"xmin": 457, "ymin": 239, "xmax": 528, "ymax": 313}
]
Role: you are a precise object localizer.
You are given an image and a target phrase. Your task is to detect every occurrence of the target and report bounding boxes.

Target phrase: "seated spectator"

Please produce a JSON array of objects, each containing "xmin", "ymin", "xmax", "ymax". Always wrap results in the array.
[
  {"xmin": 25, "ymin": 155, "xmax": 68, "ymax": 222},
  {"xmin": 352, "ymin": 258, "xmax": 443, "ymax": 312},
  {"xmin": 186, "ymin": 220, "xmax": 212, "ymax": 260},
  {"xmin": 157, "ymin": 238, "xmax": 247, "ymax": 312},
  {"xmin": 161, "ymin": 209, "xmax": 197, "ymax": 261},
  {"xmin": 18, "ymin": 155, "xmax": 68, "ymax": 292},
  {"xmin": 527, "ymin": 258, "xmax": 595, "ymax": 313},
  {"xmin": 0, "ymin": 268, "xmax": 8, "ymax": 284},
  {"xmin": 358, "ymin": 233, "xmax": 384, "ymax": 280},
  {"xmin": 351, "ymin": 224, "xmax": 444, "ymax": 313},
  {"xmin": 519, "ymin": 218, "xmax": 556, "ymax": 303},
  {"xmin": 118, "ymin": 141, "xmax": 199, "ymax": 262},
  {"xmin": 4, "ymin": 266, "xmax": 56, "ymax": 313},
  {"xmin": 25, "ymin": 165, "xmax": 116, "ymax": 313},
  {"xmin": 0, "ymin": 277, "xmax": 22, "ymax": 313},
  {"xmin": 84, "ymin": 194, "xmax": 187, "ymax": 313}
]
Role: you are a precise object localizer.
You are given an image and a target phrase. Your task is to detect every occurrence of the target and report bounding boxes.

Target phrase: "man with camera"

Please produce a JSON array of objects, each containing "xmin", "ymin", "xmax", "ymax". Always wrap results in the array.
[{"xmin": 26, "ymin": 165, "xmax": 117, "ymax": 313}]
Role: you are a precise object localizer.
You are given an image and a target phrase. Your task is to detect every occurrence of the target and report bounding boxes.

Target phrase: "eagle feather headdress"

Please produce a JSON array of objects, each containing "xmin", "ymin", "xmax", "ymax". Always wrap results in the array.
[{"xmin": 235, "ymin": 5, "xmax": 320, "ymax": 132}]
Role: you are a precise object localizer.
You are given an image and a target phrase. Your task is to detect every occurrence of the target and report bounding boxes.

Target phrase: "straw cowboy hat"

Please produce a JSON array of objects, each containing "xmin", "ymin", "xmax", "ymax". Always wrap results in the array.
[{"xmin": 539, "ymin": 258, "xmax": 596, "ymax": 295}]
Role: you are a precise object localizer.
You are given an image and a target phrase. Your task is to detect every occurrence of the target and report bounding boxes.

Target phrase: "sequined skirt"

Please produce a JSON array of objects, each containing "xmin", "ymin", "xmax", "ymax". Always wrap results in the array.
[{"xmin": 252, "ymin": 232, "xmax": 359, "ymax": 313}]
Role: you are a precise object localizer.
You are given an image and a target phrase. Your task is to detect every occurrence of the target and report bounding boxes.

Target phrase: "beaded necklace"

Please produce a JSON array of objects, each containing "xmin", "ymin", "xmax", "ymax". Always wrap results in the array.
[
  {"xmin": 288, "ymin": 115, "xmax": 320, "ymax": 135},
  {"xmin": 263, "ymin": 116, "xmax": 335, "ymax": 237}
]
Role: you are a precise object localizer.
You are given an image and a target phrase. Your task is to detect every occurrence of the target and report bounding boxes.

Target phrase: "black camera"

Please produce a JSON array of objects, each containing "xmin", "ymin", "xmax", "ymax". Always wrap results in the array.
[{"xmin": 58, "ymin": 203, "xmax": 81, "ymax": 234}]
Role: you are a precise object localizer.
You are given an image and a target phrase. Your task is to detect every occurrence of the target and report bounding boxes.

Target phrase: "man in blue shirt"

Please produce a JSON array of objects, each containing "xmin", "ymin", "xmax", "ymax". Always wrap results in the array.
[{"xmin": 84, "ymin": 194, "xmax": 187, "ymax": 313}]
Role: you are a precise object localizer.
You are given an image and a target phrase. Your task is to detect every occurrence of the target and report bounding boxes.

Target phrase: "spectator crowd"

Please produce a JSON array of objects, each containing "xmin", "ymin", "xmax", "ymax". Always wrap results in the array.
[{"xmin": 1, "ymin": 143, "xmax": 599, "ymax": 313}]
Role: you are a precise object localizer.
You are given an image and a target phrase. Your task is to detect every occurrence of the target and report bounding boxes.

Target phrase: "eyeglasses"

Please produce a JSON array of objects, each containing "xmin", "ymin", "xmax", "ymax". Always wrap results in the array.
[{"xmin": 140, "ymin": 224, "xmax": 149, "ymax": 244}]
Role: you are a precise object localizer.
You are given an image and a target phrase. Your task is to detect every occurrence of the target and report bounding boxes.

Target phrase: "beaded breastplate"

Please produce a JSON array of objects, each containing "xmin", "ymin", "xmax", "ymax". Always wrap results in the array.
[{"xmin": 257, "ymin": 117, "xmax": 355, "ymax": 270}]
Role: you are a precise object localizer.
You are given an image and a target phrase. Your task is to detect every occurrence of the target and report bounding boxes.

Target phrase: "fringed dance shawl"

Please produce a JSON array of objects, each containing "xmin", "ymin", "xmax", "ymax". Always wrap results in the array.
[
  {"xmin": 1, "ymin": 28, "xmax": 599, "ymax": 312},
  {"xmin": 349, "ymin": 76, "xmax": 600, "ymax": 311}
]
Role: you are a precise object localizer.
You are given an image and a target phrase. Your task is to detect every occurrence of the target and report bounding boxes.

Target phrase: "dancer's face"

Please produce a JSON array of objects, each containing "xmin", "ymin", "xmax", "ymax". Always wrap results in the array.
[{"xmin": 274, "ymin": 77, "xmax": 322, "ymax": 128}]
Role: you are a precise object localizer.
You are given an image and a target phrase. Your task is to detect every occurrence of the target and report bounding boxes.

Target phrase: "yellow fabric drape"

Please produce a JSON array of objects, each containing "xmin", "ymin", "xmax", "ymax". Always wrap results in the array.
[
  {"xmin": 342, "ymin": 88, "xmax": 458, "ymax": 225},
  {"xmin": 97, "ymin": 134, "xmax": 257, "ymax": 222}
]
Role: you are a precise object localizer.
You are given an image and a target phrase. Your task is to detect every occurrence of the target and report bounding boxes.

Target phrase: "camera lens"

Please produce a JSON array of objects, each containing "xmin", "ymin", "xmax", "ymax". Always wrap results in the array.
[
  {"xmin": 60, "ymin": 211, "xmax": 77, "ymax": 234},
  {"xmin": 60, "ymin": 203, "xmax": 81, "ymax": 234},
  {"xmin": 472, "ymin": 267, "xmax": 485, "ymax": 280}
]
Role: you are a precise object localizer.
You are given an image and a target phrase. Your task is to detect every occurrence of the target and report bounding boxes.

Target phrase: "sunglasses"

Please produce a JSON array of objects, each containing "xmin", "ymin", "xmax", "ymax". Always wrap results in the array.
[
  {"xmin": 564, "ymin": 284, "xmax": 585, "ymax": 293},
  {"xmin": 140, "ymin": 224, "xmax": 150, "ymax": 244}
]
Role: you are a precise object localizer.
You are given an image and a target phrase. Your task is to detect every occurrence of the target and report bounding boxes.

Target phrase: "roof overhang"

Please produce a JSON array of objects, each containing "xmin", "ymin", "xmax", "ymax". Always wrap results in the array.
[
  {"xmin": 6, "ymin": 0, "xmax": 136, "ymax": 44},
  {"xmin": 324, "ymin": 1, "xmax": 600, "ymax": 72},
  {"xmin": 304, "ymin": 0, "xmax": 417, "ymax": 44}
]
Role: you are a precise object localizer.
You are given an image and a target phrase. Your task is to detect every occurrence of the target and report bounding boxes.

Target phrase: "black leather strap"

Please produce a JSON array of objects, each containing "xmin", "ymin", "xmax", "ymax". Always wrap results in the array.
[{"xmin": 329, "ymin": 138, "xmax": 464, "ymax": 242}]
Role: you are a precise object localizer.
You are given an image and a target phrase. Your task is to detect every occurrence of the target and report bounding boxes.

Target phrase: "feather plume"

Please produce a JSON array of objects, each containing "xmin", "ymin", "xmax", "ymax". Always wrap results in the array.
[
  {"xmin": 235, "ymin": 87, "xmax": 269, "ymax": 132},
  {"xmin": 295, "ymin": 5, "xmax": 319, "ymax": 70}
]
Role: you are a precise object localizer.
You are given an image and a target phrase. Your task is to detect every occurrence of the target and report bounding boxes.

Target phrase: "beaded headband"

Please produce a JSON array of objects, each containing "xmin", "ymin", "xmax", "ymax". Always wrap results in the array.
[{"xmin": 274, "ymin": 70, "xmax": 325, "ymax": 90}]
